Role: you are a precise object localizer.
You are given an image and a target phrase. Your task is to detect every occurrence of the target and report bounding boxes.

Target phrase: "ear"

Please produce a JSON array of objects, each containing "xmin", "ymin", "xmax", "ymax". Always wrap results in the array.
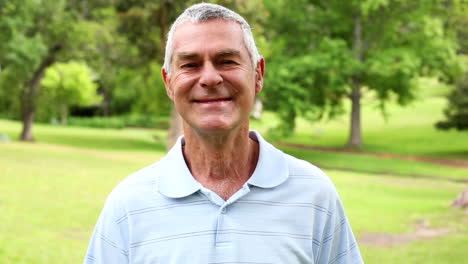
[
  {"xmin": 162, "ymin": 68, "xmax": 174, "ymax": 100},
  {"xmin": 254, "ymin": 58, "xmax": 265, "ymax": 94}
]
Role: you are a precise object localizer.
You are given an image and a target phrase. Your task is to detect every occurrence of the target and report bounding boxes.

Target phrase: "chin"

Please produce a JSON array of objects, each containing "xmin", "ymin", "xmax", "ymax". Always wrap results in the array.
[
  {"xmin": 190, "ymin": 119, "xmax": 244, "ymax": 135},
  {"xmin": 198, "ymin": 122, "xmax": 234, "ymax": 133}
]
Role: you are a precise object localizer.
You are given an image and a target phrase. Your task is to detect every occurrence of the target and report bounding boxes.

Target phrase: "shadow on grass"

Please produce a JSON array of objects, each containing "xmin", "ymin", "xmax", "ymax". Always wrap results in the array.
[
  {"xmin": 426, "ymin": 151, "xmax": 468, "ymax": 160},
  {"xmin": 281, "ymin": 147, "xmax": 468, "ymax": 182}
]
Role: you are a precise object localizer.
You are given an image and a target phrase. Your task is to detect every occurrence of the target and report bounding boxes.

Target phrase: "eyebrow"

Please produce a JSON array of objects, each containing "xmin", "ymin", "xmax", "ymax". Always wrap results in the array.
[
  {"xmin": 216, "ymin": 49, "xmax": 241, "ymax": 57},
  {"xmin": 176, "ymin": 52, "xmax": 200, "ymax": 61},
  {"xmin": 175, "ymin": 49, "xmax": 241, "ymax": 61}
]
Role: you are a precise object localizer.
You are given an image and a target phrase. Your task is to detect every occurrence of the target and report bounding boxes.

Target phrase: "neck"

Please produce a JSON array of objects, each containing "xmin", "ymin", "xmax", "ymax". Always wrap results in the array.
[{"xmin": 182, "ymin": 123, "xmax": 259, "ymax": 200}]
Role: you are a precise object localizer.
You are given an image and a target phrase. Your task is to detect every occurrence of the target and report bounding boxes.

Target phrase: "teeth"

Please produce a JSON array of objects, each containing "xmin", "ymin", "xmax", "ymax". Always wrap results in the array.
[{"xmin": 196, "ymin": 98, "xmax": 231, "ymax": 103}]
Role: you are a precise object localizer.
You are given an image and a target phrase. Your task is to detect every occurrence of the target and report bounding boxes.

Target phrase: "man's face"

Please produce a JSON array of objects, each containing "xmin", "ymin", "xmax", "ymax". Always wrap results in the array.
[{"xmin": 162, "ymin": 19, "xmax": 264, "ymax": 135}]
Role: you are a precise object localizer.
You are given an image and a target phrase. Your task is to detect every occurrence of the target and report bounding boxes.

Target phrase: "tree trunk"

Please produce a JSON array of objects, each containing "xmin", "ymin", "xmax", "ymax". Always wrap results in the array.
[
  {"xmin": 20, "ymin": 44, "xmax": 62, "ymax": 141},
  {"xmin": 157, "ymin": 1, "xmax": 169, "ymax": 56},
  {"xmin": 60, "ymin": 104, "xmax": 68, "ymax": 125},
  {"xmin": 101, "ymin": 86, "xmax": 110, "ymax": 117},
  {"xmin": 82, "ymin": 0, "xmax": 89, "ymax": 19},
  {"xmin": 20, "ymin": 105, "xmax": 35, "ymax": 141},
  {"xmin": 346, "ymin": 13, "xmax": 364, "ymax": 148},
  {"xmin": 20, "ymin": 82, "xmax": 39, "ymax": 141},
  {"xmin": 167, "ymin": 104, "xmax": 183, "ymax": 150},
  {"xmin": 347, "ymin": 81, "xmax": 362, "ymax": 148}
]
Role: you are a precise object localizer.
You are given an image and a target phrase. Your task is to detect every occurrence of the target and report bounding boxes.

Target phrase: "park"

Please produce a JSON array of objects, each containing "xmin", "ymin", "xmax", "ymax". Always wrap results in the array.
[{"xmin": 1, "ymin": 0, "xmax": 467, "ymax": 263}]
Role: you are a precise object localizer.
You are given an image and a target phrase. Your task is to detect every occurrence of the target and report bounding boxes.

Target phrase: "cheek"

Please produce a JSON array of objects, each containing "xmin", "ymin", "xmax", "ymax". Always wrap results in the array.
[
  {"xmin": 172, "ymin": 74, "xmax": 197, "ymax": 96},
  {"xmin": 173, "ymin": 71, "xmax": 195, "ymax": 83},
  {"xmin": 226, "ymin": 71, "xmax": 255, "ymax": 92}
]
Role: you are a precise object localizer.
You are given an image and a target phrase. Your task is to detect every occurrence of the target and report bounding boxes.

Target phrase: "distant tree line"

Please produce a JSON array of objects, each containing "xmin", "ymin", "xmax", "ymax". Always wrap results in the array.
[{"xmin": 0, "ymin": 0, "xmax": 465, "ymax": 147}]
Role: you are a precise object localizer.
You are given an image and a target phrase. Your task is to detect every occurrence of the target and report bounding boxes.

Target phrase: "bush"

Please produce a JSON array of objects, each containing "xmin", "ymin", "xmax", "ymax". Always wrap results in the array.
[
  {"xmin": 67, "ymin": 115, "xmax": 169, "ymax": 129},
  {"xmin": 436, "ymin": 72, "xmax": 468, "ymax": 131}
]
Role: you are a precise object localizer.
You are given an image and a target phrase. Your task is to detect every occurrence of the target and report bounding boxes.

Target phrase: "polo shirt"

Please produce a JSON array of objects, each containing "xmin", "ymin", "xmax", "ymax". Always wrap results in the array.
[{"xmin": 84, "ymin": 131, "xmax": 363, "ymax": 264}]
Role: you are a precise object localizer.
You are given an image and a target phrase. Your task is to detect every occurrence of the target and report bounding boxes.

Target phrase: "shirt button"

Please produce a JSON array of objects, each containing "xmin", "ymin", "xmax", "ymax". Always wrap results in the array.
[{"xmin": 221, "ymin": 207, "xmax": 227, "ymax": 214}]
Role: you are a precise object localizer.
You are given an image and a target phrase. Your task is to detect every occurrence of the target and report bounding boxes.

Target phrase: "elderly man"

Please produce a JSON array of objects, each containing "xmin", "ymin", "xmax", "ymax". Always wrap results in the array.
[{"xmin": 84, "ymin": 3, "xmax": 363, "ymax": 264}]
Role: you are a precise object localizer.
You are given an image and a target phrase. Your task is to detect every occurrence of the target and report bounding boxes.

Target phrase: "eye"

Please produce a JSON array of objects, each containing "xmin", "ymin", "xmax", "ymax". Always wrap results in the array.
[
  {"xmin": 221, "ymin": 60, "xmax": 236, "ymax": 65},
  {"xmin": 181, "ymin": 63, "xmax": 199, "ymax": 69}
]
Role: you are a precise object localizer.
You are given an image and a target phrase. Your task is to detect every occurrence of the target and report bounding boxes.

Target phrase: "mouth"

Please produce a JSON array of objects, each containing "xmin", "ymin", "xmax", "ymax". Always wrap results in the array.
[{"xmin": 193, "ymin": 97, "xmax": 233, "ymax": 103}]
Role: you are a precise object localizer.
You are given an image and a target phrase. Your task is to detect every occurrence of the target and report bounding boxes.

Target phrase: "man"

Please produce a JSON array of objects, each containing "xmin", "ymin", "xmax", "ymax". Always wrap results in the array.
[{"xmin": 84, "ymin": 3, "xmax": 363, "ymax": 263}]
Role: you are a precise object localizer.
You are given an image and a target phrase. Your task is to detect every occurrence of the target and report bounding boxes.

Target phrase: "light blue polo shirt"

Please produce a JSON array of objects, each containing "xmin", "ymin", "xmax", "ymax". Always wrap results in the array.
[{"xmin": 84, "ymin": 131, "xmax": 363, "ymax": 263}]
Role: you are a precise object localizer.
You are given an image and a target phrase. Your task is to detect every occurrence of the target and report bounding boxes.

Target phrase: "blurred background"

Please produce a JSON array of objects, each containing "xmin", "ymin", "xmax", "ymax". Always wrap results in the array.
[{"xmin": 0, "ymin": 0, "xmax": 467, "ymax": 263}]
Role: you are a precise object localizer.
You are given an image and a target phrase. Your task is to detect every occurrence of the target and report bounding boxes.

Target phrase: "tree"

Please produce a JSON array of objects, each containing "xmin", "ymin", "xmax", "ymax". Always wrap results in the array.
[
  {"xmin": 114, "ymin": 0, "xmax": 190, "ymax": 148},
  {"xmin": 263, "ymin": 0, "xmax": 461, "ymax": 147},
  {"xmin": 41, "ymin": 61, "xmax": 99, "ymax": 125},
  {"xmin": 436, "ymin": 0, "xmax": 468, "ymax": 131},
  {"xmin": 0, "ymin": 0, "xmax": 76, "ymax": 140},
  {"xmin": 436, "ymin": 73, "xmax": 468, "ymax": 130}
]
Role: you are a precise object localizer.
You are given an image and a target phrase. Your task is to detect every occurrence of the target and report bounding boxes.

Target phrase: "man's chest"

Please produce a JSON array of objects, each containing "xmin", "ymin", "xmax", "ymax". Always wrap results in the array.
[{"xmin": 125, "ymin": 193, "xmax": 329, "ymax": 264}]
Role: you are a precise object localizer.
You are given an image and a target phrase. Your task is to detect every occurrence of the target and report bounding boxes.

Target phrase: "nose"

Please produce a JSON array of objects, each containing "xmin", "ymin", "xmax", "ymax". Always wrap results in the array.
[{"xmin": 199, "ymin": 62, "xmax": 222, "ymax": 88}]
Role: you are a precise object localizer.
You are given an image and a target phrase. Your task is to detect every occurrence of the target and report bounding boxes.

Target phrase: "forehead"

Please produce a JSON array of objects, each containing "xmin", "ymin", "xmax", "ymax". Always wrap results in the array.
[{"xmin": 172, "ymin": 19, "xmax": 247, "ymax": 58}]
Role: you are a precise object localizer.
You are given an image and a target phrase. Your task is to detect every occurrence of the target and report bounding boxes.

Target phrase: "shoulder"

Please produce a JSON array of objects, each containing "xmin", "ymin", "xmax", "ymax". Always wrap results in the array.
[
  {"xmin": 284, "ymin": 152, "xmax": 332, "ymax": 185},
  {"xmin": 284, "ymin": 153, "xmax": 327, "ymax": 178},
  {"xmin": 282, "ymin": 152, "xmax": 340, "ymax": 203},
  {"xmin": 102, "ymin": 160, "xmax": 166, "ymax": 215},
  {"xmin": 113, "ymin": 161, "xmax": 161, "ymax": 196}
]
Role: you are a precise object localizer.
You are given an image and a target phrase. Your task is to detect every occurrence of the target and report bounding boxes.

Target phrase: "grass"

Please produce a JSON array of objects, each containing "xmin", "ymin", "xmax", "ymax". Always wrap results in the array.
[
  {"xmin": 282, "ymin": 147, "xmax": 468, "ymax": 181},
  {"xmin": 326, "ymin": 170, "xmax": 467, "ymax": 263},
  {"xmin": 252, "ymin": 97, "xmax": 468, "ymax": 159},
  {"xmin": 327, "ymin": 170, "xmax": 465, "ymax": 234},
  {"xmin": 0, "ymin": 119, "xmax": 167, "ymax": 153},
  {"xmin": 0, "ymin": 141, "xmax": 164, "ymax": 263},
  {"xmin": 361, "ymin": 233, "xmax": 468, "ymax": 264},
  {"xmin": 1, "ymin": 89, "xmax": 468, "ymax": 264},
  {"xmin": 1, "ymin": 134, "xmax": 466, "ymax": 263},
  {"xmin": 251, "ymin": 98, "xmax": 468, "ymax": 181}
]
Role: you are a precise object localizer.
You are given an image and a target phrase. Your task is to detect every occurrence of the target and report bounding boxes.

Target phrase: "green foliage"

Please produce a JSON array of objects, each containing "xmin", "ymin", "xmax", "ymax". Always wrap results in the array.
[
  {"xmin": 0, "ymin": 0, "xmax": 49, "ymax": 116},
  {"xmin": 41, "ymin": 61, "xmax": 100, "ymax": 123},
  {"xmin": 436, "ymin": 72, "xmax": 468, "ymax": 130},
  {"xmin": 110, "ymin": 63, "xmax": 171, "ymax": 116},
  {"xmin": 263, "ymin": 0, "xmax": 462, "ymax": 140},
  {"xmin": 68, "ymin": 7, "xmax": 143, "ymax": 116},
  {"xmin": 265, "ymin": 38, "xmax": 357, "ymax": 134},
  {"xmin": 0, "ymin": 0, "xmax": 82, "ymax": 139},
  {"xmin": 252, "ymin": 93, "xmax": 468, "ymax": 160},
  {"xmin": 42, "ymin": 61, "xmax": 99, "ymax": 106},
  {"xmin": 0, "ymin": 67, "xmax": 22, "ymax": 119}
]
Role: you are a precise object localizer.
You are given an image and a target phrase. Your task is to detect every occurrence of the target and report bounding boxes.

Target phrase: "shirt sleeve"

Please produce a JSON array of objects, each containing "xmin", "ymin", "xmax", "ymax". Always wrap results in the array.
[
  {"xmin": 84, "ymin": 193, "xmax": 129, "ymax": 264},
  {"xmin": 316, "ymin": 197, "xmax": 363, "ymax": 264}
]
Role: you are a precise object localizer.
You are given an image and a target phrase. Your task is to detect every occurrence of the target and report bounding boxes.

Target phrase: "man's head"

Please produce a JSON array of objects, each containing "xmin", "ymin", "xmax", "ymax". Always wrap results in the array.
[
  {"xmin": 161, "ymin": 3, "xmax": 265, "ymax": 135},
  {"xmin": 163, "ymin": 3, "xmax": 262, "ymax": 77}
]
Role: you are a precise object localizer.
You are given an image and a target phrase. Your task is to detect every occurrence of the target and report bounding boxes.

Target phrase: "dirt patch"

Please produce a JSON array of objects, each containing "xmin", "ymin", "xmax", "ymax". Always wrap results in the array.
[
  {"xmin": 358, "ymin": 220, "xmax": 451, "ymax": 247},
  {"xmin": 279, "ymin": 142, "xmax": 468, "ymax": 169}
]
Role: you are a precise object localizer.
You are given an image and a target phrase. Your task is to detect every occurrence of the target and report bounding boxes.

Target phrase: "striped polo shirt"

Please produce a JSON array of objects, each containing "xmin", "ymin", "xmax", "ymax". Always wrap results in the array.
[{"xmin": 84, "ymin": 131, "xmax": 363, "ymax": 264}]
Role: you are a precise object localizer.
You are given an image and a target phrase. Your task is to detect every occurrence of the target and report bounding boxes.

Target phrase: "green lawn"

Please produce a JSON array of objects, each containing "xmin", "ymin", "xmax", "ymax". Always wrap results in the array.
[
  {"xmin": 281, "ymin": 147, "xmax": 468, "ymax": 181},
  {"xmin": 252, "ymin": 97, "xmax": 468, "ymax": 160},
  {"xmin": 0, "ymin": 119, "xmax": 167, "ymax": 153},
  {"xmin": 1, "ymin": 113, "xmax": 467, "ymax": 263},
  {"xmin": 0, "ymin": 141, "xmax": 164, "ymax": 263},
  {"xmin": 329, "ymin": 170, "xmax": 467, "ymax": 263}
]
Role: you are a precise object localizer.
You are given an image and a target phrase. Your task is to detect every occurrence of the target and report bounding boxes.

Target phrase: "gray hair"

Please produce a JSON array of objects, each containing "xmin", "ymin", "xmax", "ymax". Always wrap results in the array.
[{"xmin": 163, "ymin": 3, "xmax": 262, "ymax": 76}]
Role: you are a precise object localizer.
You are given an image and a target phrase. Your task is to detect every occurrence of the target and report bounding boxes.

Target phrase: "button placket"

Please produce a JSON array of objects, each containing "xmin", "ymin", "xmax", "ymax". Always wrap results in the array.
[{"xmin": 215, "ymin": 205, "xmax": 227, "ymax": 246}]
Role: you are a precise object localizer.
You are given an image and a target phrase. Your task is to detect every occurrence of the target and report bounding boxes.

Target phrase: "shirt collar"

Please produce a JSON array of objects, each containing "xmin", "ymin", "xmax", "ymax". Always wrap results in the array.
[{"xmin": 157, "ymin": 131, "xmax": 289, "ymax": 198}]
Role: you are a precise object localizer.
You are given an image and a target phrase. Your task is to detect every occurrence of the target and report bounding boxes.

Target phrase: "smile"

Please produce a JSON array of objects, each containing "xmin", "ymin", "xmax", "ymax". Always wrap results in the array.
[{"xmin": 193, "ymin": 98, "xmax": 233, "ymax": 103}]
